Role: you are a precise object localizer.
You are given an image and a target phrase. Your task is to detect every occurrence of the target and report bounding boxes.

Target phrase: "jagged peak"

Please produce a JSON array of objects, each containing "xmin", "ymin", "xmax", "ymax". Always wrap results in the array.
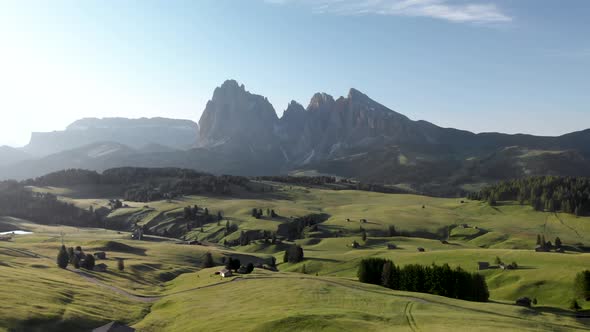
[
  {"xmin": 308, "ymin": 92, "xmax": 335, "ymax": 111},
  {"xmin": 219, "ymin": 79, "xmax": 245, "ymax": 91},
  {"xmin": 287, "ymin": 100, "xmax": 305, "ymax": 111},
  {"xmin": 348, "ymin": 88, "xmax": 369, "ymax": 100},
  {"xmin": 282, "ymin": 101, "xmax": 306, "ymax": 120}
]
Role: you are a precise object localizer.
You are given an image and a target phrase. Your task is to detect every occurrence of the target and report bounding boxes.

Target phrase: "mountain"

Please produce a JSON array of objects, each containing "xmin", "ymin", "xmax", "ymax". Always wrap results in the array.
[
  {"xmin": 2, "ymin": 79, "xmax": 589, "ymax": 195},
  {"xmin": 199, "ymin": 80, "xmax": 590, "ymax": 194},
  {"xmin": 23, "ymin": 117, "xmax": 199, "ymax": 157},
  {"xmin": 0, "ymin": 142, "xmax": 138, "ymax": 180},
  {"xmin": 0, "ymin": 146, "xmax": 31, "ymax": 167},
  {"xmin": 199, "ymin": 80, "xmax": 279, "ymax": 150}
]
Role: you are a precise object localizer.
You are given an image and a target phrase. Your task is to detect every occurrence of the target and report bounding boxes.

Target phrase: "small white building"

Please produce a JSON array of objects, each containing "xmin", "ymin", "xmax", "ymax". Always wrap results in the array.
[{"xmin": 219, "ymin": 268, "xmax": 233, "ymax": 278}]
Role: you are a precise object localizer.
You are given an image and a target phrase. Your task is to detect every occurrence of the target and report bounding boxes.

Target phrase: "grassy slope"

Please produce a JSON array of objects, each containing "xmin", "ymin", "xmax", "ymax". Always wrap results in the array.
[
  {"xmin": 9, "ymin": 184, "xmax": 590, "ymax": 330},
  {"xmin": 273, "ymin": 236, "xmax": 590, "ymax": 308},
  {"xmin": 136, "ymin": 269, "xmax": 589, "ymax": 332},
  {"xmin": 89, "ymin": 184, "xmax": 590, "ymax": 308},
  {"xmin": 89, "ymin": 184, "xmax": 590, "ymax": 247},
  {"xmin": 0, "ymin": 218, "xmax": 268, "ymax": 331}
]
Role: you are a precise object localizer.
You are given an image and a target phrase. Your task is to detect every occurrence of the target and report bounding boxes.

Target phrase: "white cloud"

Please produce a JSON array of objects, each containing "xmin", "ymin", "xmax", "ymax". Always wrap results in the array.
[{"xmin": 264, "ymin": 0, "xmax": 512, "ymax": 23}]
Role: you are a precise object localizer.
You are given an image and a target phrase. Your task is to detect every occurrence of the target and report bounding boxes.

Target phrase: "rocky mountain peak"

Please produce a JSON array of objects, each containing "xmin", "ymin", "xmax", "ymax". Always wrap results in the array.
[
  {"xmin": 212, "ymin": 79, "xmax": 246, "ymax": 100},
  {"xmin": 347, "ymin": 88, "xmax": 369, "ymax": 101},
  {"xmin": 308, "ymin": 93, "xmax": 335, "ymax": 112},
  {"xmin": 283, "ymin": 100, "xmax": 305, "ymax": 116},
  {"xmin": 199, "ymin": 80, "xmax": 278, "ymax": 148}
]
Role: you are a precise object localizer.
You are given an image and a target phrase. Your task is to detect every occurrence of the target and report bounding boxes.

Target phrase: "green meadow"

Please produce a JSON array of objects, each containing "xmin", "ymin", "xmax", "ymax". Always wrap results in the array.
[{"xmin": 1, "ymin": 183, "xmax": 590, "ymax": 331}]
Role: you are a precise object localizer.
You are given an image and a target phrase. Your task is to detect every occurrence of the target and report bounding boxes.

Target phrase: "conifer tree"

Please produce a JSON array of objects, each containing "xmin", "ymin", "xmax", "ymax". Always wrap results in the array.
[
  {"xmin": 83, "ymin": 254, "xmax": 95, "ymax": 270},
  {"xmin": 382, "ymin": 261, "xmax": 394, "ymax": 288},
  {"xmin": 202, "ymin": 252, "xmax": 214, "ymax": 268},
  {"xmin": 57, "ymin": 245, "xmax": 69, "ymax": 269},
  {"xmin": 118, "ymin": 258, "xmax": 125, "ymax": 271},
  {"xmin": 555, "ymin": 237, "xmax": 562, "ymax": 249}
]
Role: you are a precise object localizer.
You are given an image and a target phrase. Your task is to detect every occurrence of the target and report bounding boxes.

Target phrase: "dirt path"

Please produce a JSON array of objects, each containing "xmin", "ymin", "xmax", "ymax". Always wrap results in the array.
[
  {"xmin": 554, "ymin": 212, "xmax": 583, "ymax": 239},
  {"xmin": 69, "ymin": 268, "xmax": 161, "ymax": 303},
  {"xmin": 404, "ymin": 301, "xmax": 419, "ymax": 332}
]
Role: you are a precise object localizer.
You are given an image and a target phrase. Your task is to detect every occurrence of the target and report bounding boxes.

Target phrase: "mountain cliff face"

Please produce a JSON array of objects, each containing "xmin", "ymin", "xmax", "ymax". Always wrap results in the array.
[
  {"xmin": 24, "ymin": 117, "xmax": 199, "ymax": 157},
  {"xmin": 199, "ymin": 80, "xmax": 278, "ymax": 150},
  {"xmin": 196, "ymin": 80, "xmax": 590, "ymax": 194},
  {"xmin": 2, "ymin": 79, "xmax": 589, "ymax": 195}
]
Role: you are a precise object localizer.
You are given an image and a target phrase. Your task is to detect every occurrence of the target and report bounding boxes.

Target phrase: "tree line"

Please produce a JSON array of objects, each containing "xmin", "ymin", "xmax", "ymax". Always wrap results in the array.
[
  {"xmin": 277, "ymin": 213, "xmax": 329, "ymax": 241},
  {"xmin": 22, "ymin": 167, "xmax": 251, "ymax": 202},
  {"xmin": 0, "ymin": 181, "xmax": 101, "ymax": 227},
  {"xmin": 468, "ymin": 176, "xmax": 590, "ymax": 216},
  {"xmin": 357, "ymin": 258, "xmax": 489, "ymax": 302}
]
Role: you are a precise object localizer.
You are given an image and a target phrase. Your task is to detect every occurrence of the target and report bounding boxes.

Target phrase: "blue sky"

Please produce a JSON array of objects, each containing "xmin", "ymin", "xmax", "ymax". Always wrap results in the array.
[{"xmin": 0, "ymin": 0, "xmax": 589, "ymax": 147}]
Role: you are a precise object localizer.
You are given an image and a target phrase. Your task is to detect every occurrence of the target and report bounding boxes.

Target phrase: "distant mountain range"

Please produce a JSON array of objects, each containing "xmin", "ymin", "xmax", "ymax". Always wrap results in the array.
[
  {"xmin": 2, "ymin": 79, "xmax": 589, "ymax": 195},
  {"xmin": 23, "ymin": 117, "xmax": 199, "ymax": 157}
]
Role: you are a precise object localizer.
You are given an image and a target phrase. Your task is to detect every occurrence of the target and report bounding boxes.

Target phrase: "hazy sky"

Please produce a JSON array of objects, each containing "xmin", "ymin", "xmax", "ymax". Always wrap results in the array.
[{"xmin": 1, "ymin": 0, "xmax": 589, "ymax": 147}]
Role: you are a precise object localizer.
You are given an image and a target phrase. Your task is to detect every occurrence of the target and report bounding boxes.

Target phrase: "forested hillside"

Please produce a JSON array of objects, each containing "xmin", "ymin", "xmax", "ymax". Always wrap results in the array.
[
  {"xmin": 23, "ymin": 168, "xmax": 251, "ymax": 202},
  {"xmin": 0, "ymin": 181, "xmax": 101, "ymax": 227},
  {"xmin": 469, "ymin": 176, "xmax": 590, "ymax": 216}
]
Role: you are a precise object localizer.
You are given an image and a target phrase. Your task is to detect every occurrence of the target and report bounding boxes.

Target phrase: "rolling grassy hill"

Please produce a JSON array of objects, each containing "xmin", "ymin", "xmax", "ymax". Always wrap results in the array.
[
  {"xmin": 69, "ymin": 182, "xmax": 590, "ymax": 248},
  {"xmin": 136, "ymin": 269, "xmax": 589, "ymax": 332},
  {"xmin": 3, "ymin": 183, "xmax": 590, "ymax": 331}
]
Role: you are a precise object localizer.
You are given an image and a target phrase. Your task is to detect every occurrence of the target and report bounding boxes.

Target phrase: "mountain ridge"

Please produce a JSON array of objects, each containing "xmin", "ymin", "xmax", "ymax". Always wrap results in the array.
[
  {"xmin": 1, "ymin": 79, "xmax": 589, "ymax": 196},
  {"xmin": 23, "ymin": 117, "xmax": 199, "ymax": 157}
]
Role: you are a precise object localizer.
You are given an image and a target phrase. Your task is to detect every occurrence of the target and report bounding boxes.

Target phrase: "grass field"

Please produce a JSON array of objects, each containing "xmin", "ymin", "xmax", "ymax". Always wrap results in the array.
[
  {"xmin": 73, "ymin": 183, "xmax": 590, "ymax": 248},
  {"xmin": 2, "ymin": 183, "xmax": 590, "ymax": 331},
  {"xmin": 136, "ymin": 269, "xmax": 590, "ymax": 332}
]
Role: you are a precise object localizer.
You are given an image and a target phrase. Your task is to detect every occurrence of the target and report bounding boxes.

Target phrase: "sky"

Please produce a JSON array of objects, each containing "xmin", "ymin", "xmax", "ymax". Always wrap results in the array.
[{"xmin": 0, "ymin": 0, "xmax": 589, "ymax": 147}]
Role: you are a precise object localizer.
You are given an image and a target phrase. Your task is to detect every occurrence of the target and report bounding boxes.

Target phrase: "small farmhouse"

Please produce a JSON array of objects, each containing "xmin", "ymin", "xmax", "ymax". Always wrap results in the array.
[
  {"xmin": 478, "ymin": 262, "xmax": 490, "ymax": 270},
  {"xmin": 92, "ymin": 321, "xmax": 135, "ymax": 332},
  {"xmin": 219, "ymin": 268, "xmax": 233, "ymax": 278}
]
